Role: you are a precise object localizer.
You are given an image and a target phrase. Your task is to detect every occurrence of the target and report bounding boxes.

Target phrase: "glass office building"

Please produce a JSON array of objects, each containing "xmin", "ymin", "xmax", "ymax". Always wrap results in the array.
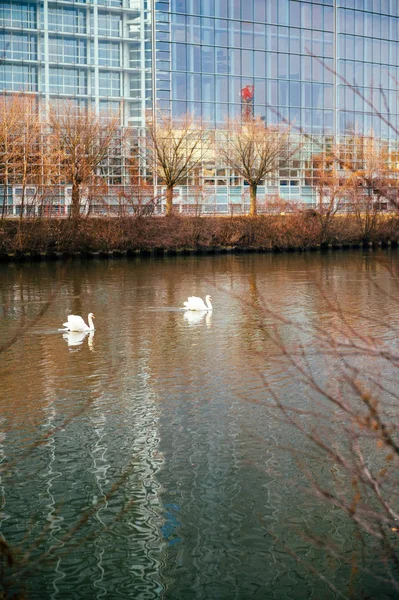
[
  {"xmin": 152, "ymin": 0, "xmax": 399, "ymax": 207},
  {"xmin": 1, "ymin": 0, "xmax": 399, "ymax": 209},
  {"xmin": 0, "ymin": 0, "xmax": 151, "ymax": 126}
]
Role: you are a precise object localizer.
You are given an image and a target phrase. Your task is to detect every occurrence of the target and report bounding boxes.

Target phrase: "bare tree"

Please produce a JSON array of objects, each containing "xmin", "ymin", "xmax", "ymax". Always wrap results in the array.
[
  {"xmin": 49, "ymin": 105, "xmax": 120, "ymax": 219},
  {"xmin": 218, "ymin": 116, "xmax": 291, "ymax": 217},
  {"xmin": 306, "ymin": 149, "xmax": 348, "ymax": 243},
  {"xmin": 341, "ymin": 134, "xmax": 393, "ymax": 242},
  {"xmin": 0, "ymin": 94, "xmax": 54, "ymax": 221},
  {"xmin": 144, "ymin": 111, "xmax": 208, "ymax": 217},
  {"xmin": 0, "ymin": 95, "xmax": 32, "ymax": 220},
  {"xmin": 251, "ymin": 269, "xmax": 399, "ymax": 594},
  {"xmin": 12, "ymin": 97, "xmax": 43, "ymax": 221}
]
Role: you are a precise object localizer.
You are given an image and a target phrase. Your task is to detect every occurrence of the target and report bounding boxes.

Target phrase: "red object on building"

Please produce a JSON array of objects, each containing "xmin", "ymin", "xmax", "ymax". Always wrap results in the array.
[
  {"xmin": 241, "ymin": 85, "xmax": 254, "ymax": 101},
  {"xmin": 241, "ymin": 85, "xmax": 254, "ymax": 118}
]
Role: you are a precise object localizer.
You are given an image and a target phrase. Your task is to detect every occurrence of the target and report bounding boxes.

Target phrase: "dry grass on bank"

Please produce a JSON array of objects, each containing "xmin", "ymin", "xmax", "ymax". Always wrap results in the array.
[{"xmin": 0, "ymin": 214, "xmax": 398, "ymax": 256}]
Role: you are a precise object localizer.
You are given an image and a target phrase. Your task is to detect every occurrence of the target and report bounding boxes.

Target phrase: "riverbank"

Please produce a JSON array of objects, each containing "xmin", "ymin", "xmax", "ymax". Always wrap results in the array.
[{"xmin": 0, "ymin": 214, "xmax": 398, "ymax": 261}]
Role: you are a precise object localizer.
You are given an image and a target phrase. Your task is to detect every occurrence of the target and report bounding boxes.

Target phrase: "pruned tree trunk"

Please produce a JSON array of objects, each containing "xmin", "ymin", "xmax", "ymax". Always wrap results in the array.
[
  {"xmin": 165, "ymin": 184, "xmax": 174, "ymax": 216},
  {"xmin": 1, "ymin": 172, "xmax": 8, "ymax": 222},
  {"xmin": 249, "ymin": 183, "xmax": 257, "ymax": 216},
  {"xmin": 71, "ymin": 182, "xmax": 81, "ymax": 219}
]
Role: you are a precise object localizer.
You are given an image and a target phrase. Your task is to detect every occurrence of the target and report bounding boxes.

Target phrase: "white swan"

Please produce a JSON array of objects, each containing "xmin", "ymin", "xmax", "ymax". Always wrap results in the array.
[
  {"xmin": 183, "ymin": 295, "xmax": 213, "ymax": 311},
  {"xmin": 61, "ymin": 313, "xmax": 95, "ymax": 332}
]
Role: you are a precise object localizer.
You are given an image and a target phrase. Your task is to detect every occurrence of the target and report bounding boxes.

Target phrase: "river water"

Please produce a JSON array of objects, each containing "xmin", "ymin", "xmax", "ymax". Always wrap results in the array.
[{"xmin": 0, "ymin": 250, "xmax": 398, "ymax": 599}]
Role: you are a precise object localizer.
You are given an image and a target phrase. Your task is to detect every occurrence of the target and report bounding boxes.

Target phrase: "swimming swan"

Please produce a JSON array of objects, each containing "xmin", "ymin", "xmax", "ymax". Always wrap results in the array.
[
  {"xmin": 183, "ymin": 295, "xmax": 213, "ymax": 311},
  {"xmin": 62, "ymin": 313, "xmax": 95, "ymax": 332}
]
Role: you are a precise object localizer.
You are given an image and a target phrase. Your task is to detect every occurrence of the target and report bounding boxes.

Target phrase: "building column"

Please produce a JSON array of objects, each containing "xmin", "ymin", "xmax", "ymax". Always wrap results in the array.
[
  {"xmin": 42, "ymin": 0, "xmax": 50, "ymax": 111},
  {"xmin": 333, "ymin": 0, "xmax": 338, "ymax": 140},
  {"xmin": 93, "ymin": 0, "xmax": 100, "ymax": 115}
]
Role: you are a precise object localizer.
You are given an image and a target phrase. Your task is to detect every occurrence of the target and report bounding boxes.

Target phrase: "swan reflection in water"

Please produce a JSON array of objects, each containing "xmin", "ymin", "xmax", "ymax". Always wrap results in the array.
[
  {"xmin": 183, "ymin": 310, "xmax": 212, "ymax": 327},
  {"xmin": 63, "ymin": 330, "xmax": 95, "ymax": 350}
]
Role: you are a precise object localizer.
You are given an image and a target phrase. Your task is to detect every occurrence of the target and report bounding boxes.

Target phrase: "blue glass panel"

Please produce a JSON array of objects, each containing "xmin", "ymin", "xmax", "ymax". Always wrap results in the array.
[
  {"xmin": 278, "ymin": 53, "xmax": 288, "ymax": 79},
  {"xmin": 201, "ymin": 46, "xmax": 215, "ymax": 73},
  {"xmin": 241, "ymin": 22, "xmax": 253, "ymax": 49},
  {"xmin": 187, "ymin": 73, "xmax": 201, "ymax": 100},
  {"xmin": 324, "ymin": 32, "xmax": 333, "ymax": 57},
  {"xmin": 278, "ymin": 0, "xmax": 289, "ymax": 26},
  {"xmin": 229, "ymin": 48, "xmax": 240, "ymax": 75},
  {"xmin": 215, "ymin": 0, "xmax": 227, "ymax": 18},
  {"xmin": 267, "ymin": 52, "xmax": 278, "ymax": 78},
  {"xmin": 216, "ymin": 76, "xmax": 228, "ymax": 102},
  {"xmin": 229, "ymin": 21, "xmax": 241, "ymax": 47},
  {"xmin": 200, "ymin": 17, "xmax": 214, "ymax": 44},
  {"xmin": 172, "ymin": 101, "xmax": 187, "ymax": 117},
  {"xmin": 301, "ymin": 2, "xmax": 312, "ymax": 29},
  {"xmin": 171, "ymin": 14, "xmax": 186, "ymax": 42},
  {"xmin": 373, "ymin": 13, "xmax": 381, "ymax": 37},
  {"xmin": 290, "ymin": 28, "xmax": 301, "ymax": 54},
  {"xmin": 254, "ymin": 51, "xmax": 265, "ymax": 78},
  {"xmin": 253, "ymin": 0, "xmax": 265, "ymax": 23},
  {"xmin": 324, "ymin": 111, "xmax": 333, "ymax": 133},
  {"xmin": 289, "ymin": 0, "xmax": 300, "ymax": 26},
  {"xmin": 201, "ymin": 0, "xmax": 214, "ymax": 17},
  {"xmin": 254, "ymin": 23, "xmax": 266, "ymax": 50},
  {"xmin": 172, "ymin": 72, "xmax": 186, "ymax": 99},
  {"xmin": 228, "ymin": 0, "xmax": 240, "ymax": 19},
  {"xmin": 186, "ymin": 16, "xmax": 201, "ymax": 43},
  {"xmin": 289, "ymin": 54, "xmax": 300, "ymax": 79},
  {"xmin": 187, "ymin": 100, "xmax": 201, "ymax": 117},
  {"xmin": 324, "ymin": 85, "xmax": 333, "ymax": 109},
  {"xmin": 267, "ymin": 79, "xmax": 278, "ymax": 105},
  {"xmin": 266, "ymin": 26, "xmax": 276, "ymax": 51},
  {"xmin": 354, "ymin": 36, "xmax": 364, "ymax": 61},
  {"xmin": 254, "ymin": 79, "xmax": 265, "ymax": 104},
  {"xmin": 215, "ymin": 19, "xmax": 228, "ymax": 46},
  {"xmin": 216, "ymin": 47, "xmax": 228, "ymax": 73},
  {"xmin": 242, "ymin": 50, "xmax": 253, "ymax": 77},
  {"xmin": 355, "ymin": 10, "xmax": 364, "ymax": 36},
  {"xmin": 202, "ymin": 74, "xmax": 214, "ymax": 102},
  {"xmin": 302, "ymin": 56, "xmax": 312, "ymax": 82},
  {"xmin": 171, "ymin": 0, "xmax": 186, "ymax": 11},
  {"xmin": 172, "ymin": 43, "xmax": 186, "ymax": 70},
  {"xmin": 242, "ymin": 0, "xmax": 253, "ymax": 21},
  {"xmin": 279, "ymin": 80, "xmax": 289, "ymax": 105},
  {"xmin": 229, "ymin": 77, "xmax": 241, "ymax": 103},
  {"xmin": 373, "ymin": 38, "xmax": 381, "ymax": 62},
  {"xmin": 215, "ymin": 103, "xmax": 228, "ymax": 124},
  {"xmin": 324, "ymin": 6, "xmax": 333, "ymax": 31},
  {"xmin": 202, "ymin": 102, "xmax": 215, "ymax": 123}
]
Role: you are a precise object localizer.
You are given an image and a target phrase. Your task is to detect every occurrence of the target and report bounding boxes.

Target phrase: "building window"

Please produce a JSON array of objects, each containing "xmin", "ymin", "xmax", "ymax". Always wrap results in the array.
[
  {"xmin": 98, "ymin": 41, "xmax": 120, "ymax": 66},
  {"xmin": 99, "ymin": 71, "xmax": 120, "ymax": 96},
  {"xmin": 0, "ymin": 1, "xmax": 36, "ymax": 28},
  {"xmin": 97, "ymin": 12, "xmax": 121, "ymax": 37},
  {"xmin": 49, "ymin": 37, "xmax": 87, "ymax": 65},
  {"xmin": 0, "ymin": 64, "xmax": 37, "ymax": 91},
  {"xmin": 0, "ymin": 32, "xmax": 37, "ymax": 60},
  {"xmin": 48, "ymin": 7, "xmax": 86, "ymax": 34},
  {"xmin": 49, "ymin": 67, "xmax": 87, "ymax": 95}
]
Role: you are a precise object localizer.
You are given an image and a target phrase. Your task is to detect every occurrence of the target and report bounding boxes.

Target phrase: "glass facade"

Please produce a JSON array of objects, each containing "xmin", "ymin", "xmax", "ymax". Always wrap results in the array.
[
  {"xmin": 1, "ymin": 0, "xmax": 399, "ymax": 209},
  {"xmin": 153, "ymin": 0, "xmax": 398, "ymax": 134},
  {"xmin": 150, "ymin": 0, "xmax": 399, "ymax": 206},
  {"xmin": 0, "ymin": 0, "xmax": 154, "ymax": 126}
]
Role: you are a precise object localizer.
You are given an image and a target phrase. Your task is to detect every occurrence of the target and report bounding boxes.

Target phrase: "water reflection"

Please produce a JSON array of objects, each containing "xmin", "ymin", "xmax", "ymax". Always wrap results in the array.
[
  {"xmin": 183, "ymin": 310, "xmax": 212, "ymax": 328},
  {"xmin": 62, "ymin": 330, "xmax": 95, "ymax": 350},
  {"xmin": 0, "ymin": 251, "xmax": 398, "ymax": 599}
]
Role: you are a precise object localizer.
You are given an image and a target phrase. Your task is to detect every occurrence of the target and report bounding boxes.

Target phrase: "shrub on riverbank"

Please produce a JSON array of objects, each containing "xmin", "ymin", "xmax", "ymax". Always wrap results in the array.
[{"xmin": 0, "ymin": 214, "xmax": 398, "ymax": 257}]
